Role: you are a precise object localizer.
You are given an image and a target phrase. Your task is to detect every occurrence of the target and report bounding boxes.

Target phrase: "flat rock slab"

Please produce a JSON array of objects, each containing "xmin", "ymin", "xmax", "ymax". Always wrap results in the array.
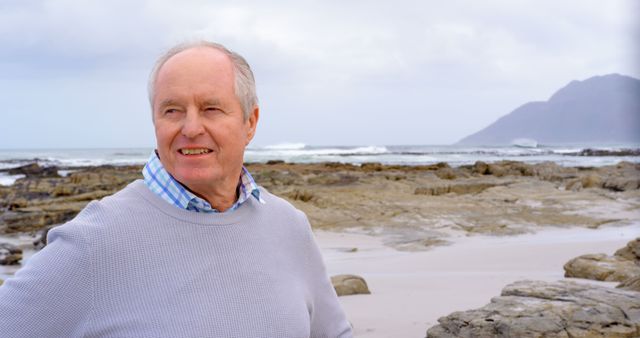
[
  {"xmin": 564, "ymin": 253, "xmax": 640, "ymax": 282},
  {"xmin": 427, "ymin": 280, "xmax": 640, "ymax": 338}
]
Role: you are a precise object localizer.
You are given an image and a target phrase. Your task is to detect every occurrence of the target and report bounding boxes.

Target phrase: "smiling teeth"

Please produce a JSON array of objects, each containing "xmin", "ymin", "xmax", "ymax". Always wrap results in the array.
[{"xmin": 180, "ymin": 148, "xmax": 210, "ymax": 155}]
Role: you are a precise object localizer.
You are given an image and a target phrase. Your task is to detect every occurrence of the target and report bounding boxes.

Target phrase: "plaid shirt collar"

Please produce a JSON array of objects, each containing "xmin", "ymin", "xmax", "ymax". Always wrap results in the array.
[{"xmin": 142, "ymin": 150, "xmax": 264, "ymax": 213}]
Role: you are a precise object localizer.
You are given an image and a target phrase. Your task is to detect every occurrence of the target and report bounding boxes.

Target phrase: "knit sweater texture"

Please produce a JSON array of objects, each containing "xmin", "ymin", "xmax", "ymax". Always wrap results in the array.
[{"xmin": 0, "ymin": 180, "xmax": 352, "ymax": 338}]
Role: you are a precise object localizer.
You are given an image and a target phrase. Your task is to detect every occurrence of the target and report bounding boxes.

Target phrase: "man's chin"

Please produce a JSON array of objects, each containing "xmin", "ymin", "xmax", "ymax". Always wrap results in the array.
[{"xmin": 174, "ymin": 174, "xmax": 217, "ymax": 188}]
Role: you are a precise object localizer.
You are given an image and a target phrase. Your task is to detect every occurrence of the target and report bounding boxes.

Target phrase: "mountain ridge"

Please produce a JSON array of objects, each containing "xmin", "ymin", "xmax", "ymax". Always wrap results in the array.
[{"xmin": 457, "ymin": 74, "xmax": 640, "ymax": 145}]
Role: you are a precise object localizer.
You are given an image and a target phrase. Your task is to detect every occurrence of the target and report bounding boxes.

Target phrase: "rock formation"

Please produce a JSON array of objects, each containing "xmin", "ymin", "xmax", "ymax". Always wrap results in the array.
[
  {"xmin": 0, "ymin": 165, "xmax": 141, "ymax": 234},
  {"xmin": 427, "ymin": 238, "xmax": 640, "ymax": 337},
  {"xmin": 6, "ymin": 163, "xmax": 60, "ymax": 178},
  {"xmin": 564, "ymin": 253, "xmax": 640, "ymax": 283},
  {"xmin": 331, "ymin": 274, "xmax": 370, "ymax": 296},
  {"xmin": 0, "ymin": 243, "xmax": 22, "ymax": 265},
  {"xmin": 564, "ymin": 238, "xmax": 640, "ymax": 288},
  {"xmin": 0, "ymin": 161, "xmax": 638, "ymax": 252},
  {"xmin": 427, "ymin": 280, "xmax": 640, "ymax": 338},
  {"xmin": 615, "ymin": 238, "xmax": 640, "ymax": 261},
  {"xmin": 619, "ymin": 276, "xmax": 640, "ymax": 292}
]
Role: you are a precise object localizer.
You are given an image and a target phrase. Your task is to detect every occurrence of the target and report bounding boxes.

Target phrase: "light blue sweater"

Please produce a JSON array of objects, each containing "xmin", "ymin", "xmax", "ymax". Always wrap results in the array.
[{"xmin": 0, "ymin": 180, "xmax": 352, "ymax": 337}]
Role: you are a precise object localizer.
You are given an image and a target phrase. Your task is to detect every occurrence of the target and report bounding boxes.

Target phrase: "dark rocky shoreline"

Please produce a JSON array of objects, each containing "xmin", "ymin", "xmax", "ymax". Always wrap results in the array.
[
  {"xmin": 570, "ymin": 148, "xmax": 640, "ymax": 157},
  {"xmin": 1, "ymin": 159, "xmax": 638, "ymax": 241}
]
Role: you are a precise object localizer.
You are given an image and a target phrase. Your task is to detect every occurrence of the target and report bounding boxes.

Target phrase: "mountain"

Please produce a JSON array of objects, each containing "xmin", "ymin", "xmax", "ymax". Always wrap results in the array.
[{"xmin": 457, "ymin": 74, "xmax": 640, "ymax": 145}]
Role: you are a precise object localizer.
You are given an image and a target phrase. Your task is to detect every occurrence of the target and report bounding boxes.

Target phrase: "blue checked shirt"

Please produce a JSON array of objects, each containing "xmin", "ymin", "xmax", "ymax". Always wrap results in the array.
[{"xmin": 142, "ymin": 150, "xmax": 265, "ymax": 213}]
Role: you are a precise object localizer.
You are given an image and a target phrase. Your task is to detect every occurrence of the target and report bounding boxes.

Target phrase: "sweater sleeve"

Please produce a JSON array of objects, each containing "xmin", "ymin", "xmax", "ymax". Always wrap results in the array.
[
  {"xmin": 0, "ymin": 221, "xmax": 94, "ymax": 337},
  {"xmin": 299, "ymin": 214, "xmax": 353, "ymax": 338}
]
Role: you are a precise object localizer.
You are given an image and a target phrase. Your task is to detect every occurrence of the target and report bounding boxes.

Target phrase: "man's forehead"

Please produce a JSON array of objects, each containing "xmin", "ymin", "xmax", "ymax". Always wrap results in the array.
[
  {"xmin": 159, "ymin": 47, "xmax": 233, "ymax": 76},
  {"xmin": 151, "ymin": 46, "xmax": 237, "ymax": 110}
]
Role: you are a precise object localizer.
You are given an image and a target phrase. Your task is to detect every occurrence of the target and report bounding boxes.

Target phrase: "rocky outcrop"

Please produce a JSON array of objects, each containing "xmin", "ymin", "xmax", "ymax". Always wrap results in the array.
[
  {"xmin": 619, "ymin": 276, "xmax": 640, "ymax": 292},
  {"xmin": 427, "ymin": 280, "xmax": 640, "ymax": 338},
  {"xmin": 574, "ymin": 148, "xmax": 640, "ymax": 157},
  {"xmin": 0, "ymin": 243, "xmax": 22, "ymax": 265},
  {"xmin": 1, "ymin": 160, "xmax": 638, "ymax": 249},
  {"xmin": 461, "ymin": 160, "xmax": 584, "ymax": 182},
  {"xmin": 601, "ymin": 162, "xmax": 640, "ymax": 191},
  {"xmin": 428, "ymin": 239, "xmax": 640, "ymax": 337},
  {"xmin": 0, "ymin": 165, "xmax": 141, "ymax": 234},
  {"xmin": 459, "ymin": 160, "xmax": 640, "ymax": 192},
  {"xmin": 563, "ymin": 237, "xmax": 640, "ymax": 293},
  {"xmin": 331, "ymin": 274, "xmax": 370, "ymax": 296},
  {"xmin": 603, "ymin": 179, "xmax": 640, "ymax": 192},
  {"xmin": 5, "ymin": 163, "xmax": 60, "ymax": 178},
  {"xmin": 467, "ymin": 160, "xmax": 536, "ymax": 177},
  {"xmin": 563, "ymin": 253, "xmax": 640, "ymax": 282},
  {"xmin": 414, "ymin": 181, "xmax": 506, "ymax": 196},
  {"xmin": 250, "ymin": 169, "xmax": 304, "ymax": 187},
  {"xmin": 616, "ymin": 238, "xmax": 640, "ymax": 261},
  {"xmin": 564, "ymin": 173, "xmax": 603, "ymax": 191},
  {"xmin": 32, "ymin": 227, "xmax": 51, "ymax": 249}
]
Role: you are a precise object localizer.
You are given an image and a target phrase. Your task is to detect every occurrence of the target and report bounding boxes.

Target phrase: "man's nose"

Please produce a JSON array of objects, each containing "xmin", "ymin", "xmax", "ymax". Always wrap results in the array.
[{"xmin": 181, "ymin": 109, "xmax": 205, "ymax": 138}]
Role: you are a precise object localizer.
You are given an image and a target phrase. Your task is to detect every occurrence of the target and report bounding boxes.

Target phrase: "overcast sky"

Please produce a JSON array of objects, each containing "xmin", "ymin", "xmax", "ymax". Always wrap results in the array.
[{"xmin": 0, "ymin": 0, "xmax": 637, "ymax": 148}]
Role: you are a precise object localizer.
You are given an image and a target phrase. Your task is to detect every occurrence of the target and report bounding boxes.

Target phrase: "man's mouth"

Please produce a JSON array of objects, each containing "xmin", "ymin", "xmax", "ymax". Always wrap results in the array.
[{"xmin": 178, "ymin": 148, "xmax": 212, "ymax": 155}]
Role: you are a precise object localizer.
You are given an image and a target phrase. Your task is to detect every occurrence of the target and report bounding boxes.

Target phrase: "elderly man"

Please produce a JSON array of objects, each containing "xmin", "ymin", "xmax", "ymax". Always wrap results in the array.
[{"xmin": 0, "ymin": 41, "xmax": 353, "ymax": 337}]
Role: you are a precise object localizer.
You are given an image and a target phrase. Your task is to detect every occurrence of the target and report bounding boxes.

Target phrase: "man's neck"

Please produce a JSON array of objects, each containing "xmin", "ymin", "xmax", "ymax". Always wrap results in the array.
[{"xmin": 186, "ymin": 182, "xmax": 240, "ymax": 212}]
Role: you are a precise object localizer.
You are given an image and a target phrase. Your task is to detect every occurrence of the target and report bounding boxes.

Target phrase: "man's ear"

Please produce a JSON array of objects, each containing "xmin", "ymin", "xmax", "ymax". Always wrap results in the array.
[{"xmin": 245, "ymin": 106, "xmax": 259, "ymax": 145}]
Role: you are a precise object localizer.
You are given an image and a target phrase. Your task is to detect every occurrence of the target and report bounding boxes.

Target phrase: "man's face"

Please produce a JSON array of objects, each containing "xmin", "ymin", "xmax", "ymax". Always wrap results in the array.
[{"xmin": 152, "ymin": 47, "xmax": 258, "ymax": 195}]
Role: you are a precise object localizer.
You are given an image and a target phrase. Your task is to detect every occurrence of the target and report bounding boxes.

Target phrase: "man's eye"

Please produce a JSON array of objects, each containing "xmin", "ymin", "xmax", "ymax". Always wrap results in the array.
[{"xmin": 165, "ymin": 108, "xmax": 179, "ymax": 114}]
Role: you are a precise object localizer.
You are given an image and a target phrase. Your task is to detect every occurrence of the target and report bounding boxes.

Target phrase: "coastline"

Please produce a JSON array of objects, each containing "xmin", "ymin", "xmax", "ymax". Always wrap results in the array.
[{"xmin": 1, "ymin": 160, "xmax": 638, "ymax": 249}]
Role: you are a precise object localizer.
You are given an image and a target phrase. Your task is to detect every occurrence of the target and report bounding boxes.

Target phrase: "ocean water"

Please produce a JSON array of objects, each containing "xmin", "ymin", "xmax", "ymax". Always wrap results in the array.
[{"xmin": 0, "ymin": 143, "xmax": 639, "ymax": 186}]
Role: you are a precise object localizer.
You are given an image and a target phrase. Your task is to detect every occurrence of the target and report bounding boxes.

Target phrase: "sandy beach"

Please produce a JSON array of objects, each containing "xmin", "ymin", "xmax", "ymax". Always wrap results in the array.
[{"xmin": 317, "ymin": 224, "xmax": 639, "ymax": 337}]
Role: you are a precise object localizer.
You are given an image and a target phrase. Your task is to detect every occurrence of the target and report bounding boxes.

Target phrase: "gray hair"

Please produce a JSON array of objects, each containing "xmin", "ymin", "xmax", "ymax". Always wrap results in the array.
[{"xmin": 148, "ymin": 41, "xmax": 258, "ymax": 120}]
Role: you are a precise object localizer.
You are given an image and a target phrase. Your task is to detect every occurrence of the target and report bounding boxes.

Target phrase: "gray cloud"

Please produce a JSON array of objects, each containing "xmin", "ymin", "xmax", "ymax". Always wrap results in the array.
[{"xmin": 0, "ymin": 0, "xmax": 637, "ymax": 148}]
